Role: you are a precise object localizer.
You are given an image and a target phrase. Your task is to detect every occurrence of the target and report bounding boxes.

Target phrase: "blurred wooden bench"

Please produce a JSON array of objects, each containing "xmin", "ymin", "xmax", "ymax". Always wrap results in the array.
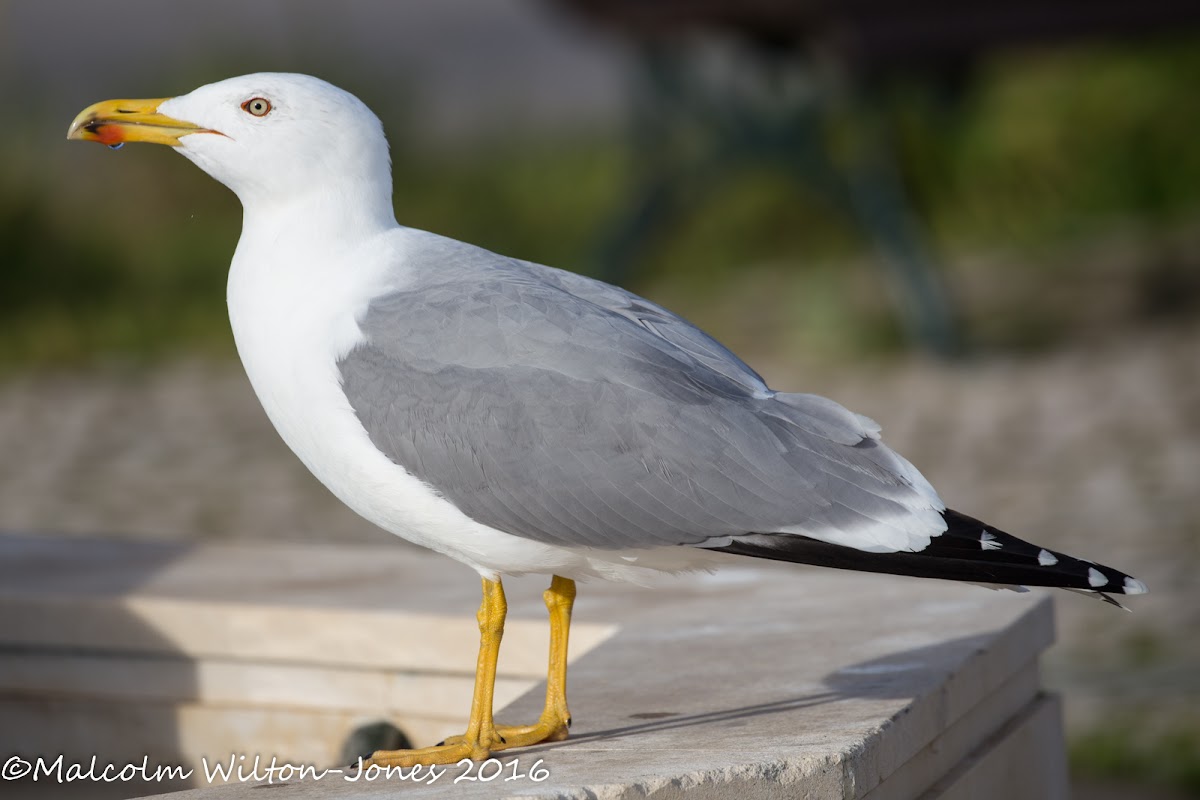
[
  {"xmin": 553, "ymin": 0, "xmax": 1196, "ymax": 68},
  {"xmin": 550, "ymin": 0, "xmax": 1197, "ymax": 357}
]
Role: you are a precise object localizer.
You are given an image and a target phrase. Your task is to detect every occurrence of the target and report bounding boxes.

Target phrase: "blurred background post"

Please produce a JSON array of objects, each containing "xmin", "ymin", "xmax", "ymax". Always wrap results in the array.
[{"xmin": 1, "ymin": 1, "xmax": 1198, "ymax": 797}]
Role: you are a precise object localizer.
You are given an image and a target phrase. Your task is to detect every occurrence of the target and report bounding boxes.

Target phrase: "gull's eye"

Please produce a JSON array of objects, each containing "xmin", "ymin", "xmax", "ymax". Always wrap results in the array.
[{"xmin": 241, "ymin": 97, "xmax": 272, "ymax": 117}]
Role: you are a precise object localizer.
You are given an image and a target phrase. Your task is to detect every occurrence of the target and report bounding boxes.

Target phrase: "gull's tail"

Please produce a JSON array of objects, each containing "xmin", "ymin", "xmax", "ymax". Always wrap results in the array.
[{"xmin": 712, "ymin": 509, "xmax": 1148, "ymax": 608}]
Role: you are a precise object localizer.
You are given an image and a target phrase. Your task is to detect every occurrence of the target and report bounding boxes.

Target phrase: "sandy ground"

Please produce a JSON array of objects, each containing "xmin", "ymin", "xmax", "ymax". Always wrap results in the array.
[{"xmin": 1, "ymin": 321, "xmax": 1196, "ymax": 790}]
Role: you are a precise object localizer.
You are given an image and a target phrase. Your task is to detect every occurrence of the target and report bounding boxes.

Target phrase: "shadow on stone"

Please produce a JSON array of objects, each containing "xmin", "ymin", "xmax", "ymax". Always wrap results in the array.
[{"xmin": 0, "ymin": 532, "xmax": 198, "ymax": 799}]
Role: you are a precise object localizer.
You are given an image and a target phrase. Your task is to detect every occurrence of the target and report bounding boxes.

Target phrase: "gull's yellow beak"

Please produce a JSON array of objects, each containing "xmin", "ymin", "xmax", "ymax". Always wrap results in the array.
[{"xmin": 67, "ymin": 98, "xmax": 214, "ymax": 147}]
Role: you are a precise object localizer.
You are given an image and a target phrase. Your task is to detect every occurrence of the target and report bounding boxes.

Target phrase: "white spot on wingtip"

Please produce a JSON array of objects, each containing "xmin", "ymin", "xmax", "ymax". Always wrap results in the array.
[
  {"xmin": 1123, "ymin": 576, "xmax": 1148, "ymax": 595},
  {"xmin": 1088, "ymin": 567, "xmax": 1108, "ymax": 588},
  {"xmin": 1038, "ymin": 549, "xmax": 1058, "ymax": 566},
  {"xmin": 980, "ymin": 530, "xmax": 1001, "ymax": 550}
]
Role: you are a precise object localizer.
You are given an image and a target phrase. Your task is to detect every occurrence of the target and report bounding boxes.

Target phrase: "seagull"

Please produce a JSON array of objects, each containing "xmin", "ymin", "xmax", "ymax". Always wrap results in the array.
[{"xmin": 68, "ymin": 73, "xmax": 1147, "ymax": 767}]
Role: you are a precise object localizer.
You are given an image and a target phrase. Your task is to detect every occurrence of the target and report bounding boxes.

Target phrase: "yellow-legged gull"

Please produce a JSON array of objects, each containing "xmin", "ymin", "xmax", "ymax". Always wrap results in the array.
[{"xmin": 67, "ymin": 73, "xmax": 1146, "ymax": 768}]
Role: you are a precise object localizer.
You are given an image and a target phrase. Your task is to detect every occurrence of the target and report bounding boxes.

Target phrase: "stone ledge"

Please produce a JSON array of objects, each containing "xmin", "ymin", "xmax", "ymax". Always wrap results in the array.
[{"xmin": 0, "ymin": 534, "xmax": 1065, "ymax": 799}]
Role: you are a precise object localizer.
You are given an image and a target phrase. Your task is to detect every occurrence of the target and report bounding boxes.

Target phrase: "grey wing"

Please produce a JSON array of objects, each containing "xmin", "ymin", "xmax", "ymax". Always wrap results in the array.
[
  {"xmin": 339, "ymin": 257, "xmax": 943, "ymax": 551},
  {"xmin": 519, "ymin": 260, "xmax": 773, "ymax": 397}
]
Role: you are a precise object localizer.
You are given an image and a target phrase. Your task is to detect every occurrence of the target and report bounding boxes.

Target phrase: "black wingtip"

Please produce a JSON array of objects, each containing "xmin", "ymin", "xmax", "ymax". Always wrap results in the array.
[
  {"xmin": 929, "ymin": 509, "xmax": 1146, "ymax": 597},
  {"xmin": 712, "ymin": 508, "xmax": 1144, "ymax": 609}
]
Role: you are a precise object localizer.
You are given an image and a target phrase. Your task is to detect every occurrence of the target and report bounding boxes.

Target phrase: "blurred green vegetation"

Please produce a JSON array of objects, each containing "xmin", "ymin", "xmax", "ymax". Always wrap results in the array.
[
  {"xmin": 3, "ymin": 39, "xmax": 1199, "ymax": 371},
  {"xmin": 1072, "ymin": 718, "xmax": 1200, "ymax": 797}
]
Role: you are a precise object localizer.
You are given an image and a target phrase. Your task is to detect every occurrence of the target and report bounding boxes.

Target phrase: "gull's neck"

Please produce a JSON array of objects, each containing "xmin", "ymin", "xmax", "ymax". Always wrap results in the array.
[
  {"xmin": 227, "ymin": 178, "xmax": 405, "ymax": 336},
  {"xmin": 227, "ymin": 182, "xmax": 404, "ymax": 391},
  {"xmin": 240, "ymin": 185, "xmax": 399, "ymax": 249}
]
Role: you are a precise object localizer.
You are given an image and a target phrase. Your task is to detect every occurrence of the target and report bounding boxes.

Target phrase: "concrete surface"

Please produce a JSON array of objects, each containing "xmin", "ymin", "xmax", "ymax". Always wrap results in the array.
[{"xmin": 0, "ymin": 534, "xmax": 1064, "ymax": 798}]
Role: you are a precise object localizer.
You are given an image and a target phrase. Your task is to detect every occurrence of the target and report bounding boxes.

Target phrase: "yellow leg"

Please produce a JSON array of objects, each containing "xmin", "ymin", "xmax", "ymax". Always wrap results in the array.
[
  {"xmin": 366, "ymin": 577, "xmax": 507, "ymax": 767},
  {"xmin": 445, "ymin": 575, "xmax": 576, "ymax": 750}
]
